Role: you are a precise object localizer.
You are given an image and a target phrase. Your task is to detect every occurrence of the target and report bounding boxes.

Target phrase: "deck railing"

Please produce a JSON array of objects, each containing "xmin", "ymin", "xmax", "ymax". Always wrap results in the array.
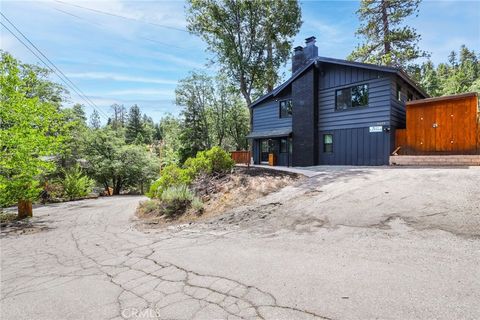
[{"xmin": 230, "ymin": 151, "xmax": 251, "ymax": 167}]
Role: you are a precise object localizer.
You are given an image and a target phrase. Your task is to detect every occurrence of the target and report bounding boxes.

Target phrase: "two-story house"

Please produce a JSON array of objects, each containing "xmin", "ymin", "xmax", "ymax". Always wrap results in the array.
[{"xmin": 246, "ymin": 36, "xmax": 428, "ymax": 166}]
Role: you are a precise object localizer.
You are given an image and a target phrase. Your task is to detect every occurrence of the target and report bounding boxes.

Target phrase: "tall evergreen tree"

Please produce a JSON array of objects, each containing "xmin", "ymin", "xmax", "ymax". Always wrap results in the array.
[
  {"xmin": 89, "ymin": 109, "xmax": 101, "ymax": 130},
  {"xmin": 411, "ymin": 45, "xmax": 480, "ymax": 97},
  {"xmin": 348, "ymin": 0, "xmax": 429, "ymax": 69},
  {"xmin": 125, "ymin": 105, "xmax": 145, "ymax": 144}
]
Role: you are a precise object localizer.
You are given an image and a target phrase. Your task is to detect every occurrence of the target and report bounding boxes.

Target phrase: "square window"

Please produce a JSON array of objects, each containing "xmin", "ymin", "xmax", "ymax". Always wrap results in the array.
[
  {"xmin": 335, "ymin": 84, "xmax": 368, "ymax": 110},
  {"xmin": 279, "ymin": 100, "xmax": 293, "ymax": 118},
  {"xmin": 323, "ymin": 134, "xmax": 333, "ymax": 153}
]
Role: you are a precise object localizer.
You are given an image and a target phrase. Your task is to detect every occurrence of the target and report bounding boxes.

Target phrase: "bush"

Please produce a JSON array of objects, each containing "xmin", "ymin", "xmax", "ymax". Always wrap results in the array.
[
  {"xmin": 148, "ymin": 147, "xmax": 233, "ymax": 200},
  {"xmin": 139, "ymin": 199, "xmax": 160, "ymax": 214},
  {"xmin": 184, "ymin": 146, "xmax": 234, "ymax": 176},
  {"xmin": 148, "ymin": 164, "xmax": 192, "ymax": 198},
  {"xmin": 60, "ymin": 166, "xmax": 94, "ymax": 200},
  {"xmin": 160, "ymin": 185, "xmax": 199, "ymax": 219}
]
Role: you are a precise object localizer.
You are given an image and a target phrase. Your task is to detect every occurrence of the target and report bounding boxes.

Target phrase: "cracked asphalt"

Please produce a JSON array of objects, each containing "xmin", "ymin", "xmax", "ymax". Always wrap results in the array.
[{"xmin": 1, "ymin": 167, "xmax": 479, "ymax": 320}]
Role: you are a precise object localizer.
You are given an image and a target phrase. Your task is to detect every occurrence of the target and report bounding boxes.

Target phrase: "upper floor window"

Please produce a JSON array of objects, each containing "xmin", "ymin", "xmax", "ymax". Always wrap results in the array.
[
  {"xmin": 279, "ymin": 100, "xmax": 293, "ymax": 118},
  {"xmin": 396, "ymin": 84, "xmax": 402, "ymax": 101},
  {"xmin": 335, "ymin": 84, "xmax": 369, "ymax": 110}
]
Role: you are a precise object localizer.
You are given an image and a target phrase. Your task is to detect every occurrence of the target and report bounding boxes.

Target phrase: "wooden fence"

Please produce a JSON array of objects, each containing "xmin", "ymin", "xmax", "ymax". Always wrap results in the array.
[
  {"xmin": 395, "ymin": 93, "xmax": 479, "ymax": 155},
  {"xmin": 230, "ymin": 151, "xmax": 251, "ymax": 166}
]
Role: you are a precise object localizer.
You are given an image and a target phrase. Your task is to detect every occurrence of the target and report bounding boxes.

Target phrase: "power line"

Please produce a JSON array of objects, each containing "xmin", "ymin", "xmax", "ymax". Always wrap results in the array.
[
  {"xmin": 0, "ymin": 12, "xmax": 110, "ymax": 120},
  {"xmin": 0, "ymin": 13, "xmax": 110, "ymax": 120},
  {"xmin": 52, "ymin": 5, "xmax": 187, "ymax": 50},
  {"xmin": 54, "ymin": 0, "xmax": 189, "ymax": 34}
]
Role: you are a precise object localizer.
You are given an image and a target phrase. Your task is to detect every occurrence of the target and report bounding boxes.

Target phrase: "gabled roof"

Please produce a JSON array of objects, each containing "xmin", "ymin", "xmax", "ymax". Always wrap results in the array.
[{"xmin": 249, "ymin": 56, "xmax": 428, "ymax": 108}]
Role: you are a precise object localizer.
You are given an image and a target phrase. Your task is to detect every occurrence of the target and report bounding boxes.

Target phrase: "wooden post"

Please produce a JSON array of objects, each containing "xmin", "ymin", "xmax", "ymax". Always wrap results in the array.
[{"xmin": 18, "ymin": 200, "xmax": 32, "ymax": 219}]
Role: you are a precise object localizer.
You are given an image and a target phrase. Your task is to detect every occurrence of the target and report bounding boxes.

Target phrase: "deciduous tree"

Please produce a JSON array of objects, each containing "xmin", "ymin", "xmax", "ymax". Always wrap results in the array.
[
  {"xmin": 0, "ymin": 52, "xmax": 65, "ymax": 217},
  {"xmin": 186, "ymin": 0, "xmax": 302, "ymax": 105}
]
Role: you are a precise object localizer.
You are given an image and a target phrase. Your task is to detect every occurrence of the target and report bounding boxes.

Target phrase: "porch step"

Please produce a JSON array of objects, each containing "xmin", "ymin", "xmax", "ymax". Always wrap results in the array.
[{"xmin": 390, "ymin": 155, "xmax": 480, "ymax": 166}]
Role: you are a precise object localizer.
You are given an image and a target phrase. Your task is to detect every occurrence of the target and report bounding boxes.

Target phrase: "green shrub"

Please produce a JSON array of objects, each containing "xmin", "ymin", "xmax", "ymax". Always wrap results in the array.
[
  {"xmin": 184, "ymin": 146, "xmax": 234, "ymax": 176},
  {"xmin": 160, "ymin": 185, "xmax": 196, "ymax": 218},
  {"xmin": 148, "ymin": 147, "xmax": 234, "ymax": 200},
  {"xmin": 139, "ymin": 199, "xmax": 160, "ymax": 214},
  {"xmin": 60, "ymin": 166, "xmax": 94, "ymax": 200},
  {"xmin": 191, "ymin": 197, "xmax": 204, "ymax": 214},
  {"xmin": 205, "ymin": 146, "xmax": 235, "ymax": 173},
  {"xmin": 148, "ymin": 164, "xmax": 192, "ymax": 198}
]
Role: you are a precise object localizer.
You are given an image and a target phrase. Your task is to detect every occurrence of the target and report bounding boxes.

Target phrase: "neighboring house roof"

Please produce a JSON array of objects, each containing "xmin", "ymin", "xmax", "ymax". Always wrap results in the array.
[
  {"xmin": 249, "ymin": 56, "xmax": 429, "ymax": 108},
  {"xmin": 246, "ymin": 127, "xmax": 292, "ymax": 139}
]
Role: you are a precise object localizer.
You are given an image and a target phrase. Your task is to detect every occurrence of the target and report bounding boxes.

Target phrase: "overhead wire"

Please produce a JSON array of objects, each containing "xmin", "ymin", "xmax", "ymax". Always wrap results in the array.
[
  {"xmin": 54, "ymin": 0, "xmax": 189, "ymax": 33},
  {"xmin": 51, "ymin": 5, "xmax": 187, "ymax": 50},
  {"xmin": 0, "ymin": 12, "xmax": 111, "ymax": 120}
]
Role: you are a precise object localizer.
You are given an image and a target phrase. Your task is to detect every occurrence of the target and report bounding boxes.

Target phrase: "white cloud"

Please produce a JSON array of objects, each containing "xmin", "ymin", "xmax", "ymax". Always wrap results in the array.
[{"xmin": 66, "ymin": 71, "xmax": 178, "ymax": 85}]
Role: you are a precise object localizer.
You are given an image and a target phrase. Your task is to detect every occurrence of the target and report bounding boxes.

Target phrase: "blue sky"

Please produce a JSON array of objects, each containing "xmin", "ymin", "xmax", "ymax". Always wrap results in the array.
[{"xmin": 1, "ymin": 0, "xmax": 479, "ymax": 122}]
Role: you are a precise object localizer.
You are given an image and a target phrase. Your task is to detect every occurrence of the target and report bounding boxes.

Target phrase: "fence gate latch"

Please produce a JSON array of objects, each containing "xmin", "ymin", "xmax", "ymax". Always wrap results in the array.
[{"xmin": 432, "ymin": 123, "xmax": 438, "ymax": 128}]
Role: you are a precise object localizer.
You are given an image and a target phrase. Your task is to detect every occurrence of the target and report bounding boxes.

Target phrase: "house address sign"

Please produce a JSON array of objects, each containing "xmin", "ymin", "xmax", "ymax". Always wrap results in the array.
[{"xmin": 369, "ymin": 126, "xmax": 383, "ymax": 133}]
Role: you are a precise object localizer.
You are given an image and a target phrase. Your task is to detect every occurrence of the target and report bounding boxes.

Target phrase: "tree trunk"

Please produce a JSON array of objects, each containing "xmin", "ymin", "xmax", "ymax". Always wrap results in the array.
[
  {"xmin": 103, "ymin": 182, "xmax": 111, "ymax": 195},
  {"xmin": 113, "ymin": 180, "xmax": 122, "ymax": 195},
  {"xmin": 381, "ymin": 0, "xmax": 391, "ymax": 56},
  {"xmin": 18, "ymin": 200, "xmax": 32, "ymax": 219},
  {"xmin": 267, "ymin": 39, "xmax": 274, "ymax": 92}
]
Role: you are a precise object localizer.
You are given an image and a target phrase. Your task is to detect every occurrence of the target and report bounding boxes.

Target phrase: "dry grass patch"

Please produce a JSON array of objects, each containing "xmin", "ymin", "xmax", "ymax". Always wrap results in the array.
[{"xmin": 136, "ymin": 167, "xmax": 302, "ymax": 228}]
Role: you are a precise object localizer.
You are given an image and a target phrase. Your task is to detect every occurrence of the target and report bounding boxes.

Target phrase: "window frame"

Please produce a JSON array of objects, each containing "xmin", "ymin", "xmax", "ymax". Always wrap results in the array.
[
  {"xmin": 323, "ymin": 134, "xmax": 333, "ymax": 153},
  {"xmin": 334, "ymin": 83, "xmax": 369, "ymax": 111},
  {"xmin": 279, "ymin": 99, "xmax": 293, "ymax": 118},
  {"xmin": 396, "ymin": 84, "xmax": 403, "ymax": 101}
]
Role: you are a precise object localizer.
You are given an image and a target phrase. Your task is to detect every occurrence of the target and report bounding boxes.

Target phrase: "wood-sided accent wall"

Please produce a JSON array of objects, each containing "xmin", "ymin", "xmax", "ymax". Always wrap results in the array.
[{"xmin": 395, "ymin": 93, "xmax": 479, "ymax": 155}]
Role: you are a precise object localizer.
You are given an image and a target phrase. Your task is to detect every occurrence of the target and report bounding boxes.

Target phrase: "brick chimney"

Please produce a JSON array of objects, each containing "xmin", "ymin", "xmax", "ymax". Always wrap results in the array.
[
  {"xmin": 292, "ymin": 36, "xmax": 318, "ymax": 74},
  {"xmin": 304, "ymin": 36, "xmax": 318, "ymax": 61},
  {"xmin": 292, "ymin": 46, "xmax": 305, "ymax": 73}
]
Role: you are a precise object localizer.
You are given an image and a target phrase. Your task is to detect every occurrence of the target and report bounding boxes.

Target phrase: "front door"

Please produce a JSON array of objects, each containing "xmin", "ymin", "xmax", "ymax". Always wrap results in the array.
[{"xmin": 260, "ymin": 140, "xmax": 269, "ymax": 163}]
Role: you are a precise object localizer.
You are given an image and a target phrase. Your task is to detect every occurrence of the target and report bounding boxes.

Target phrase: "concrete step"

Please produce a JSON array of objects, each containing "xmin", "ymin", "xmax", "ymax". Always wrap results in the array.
[{"xmin": 390, "ymin": 155, "xmax": 480, "ymax": 166}]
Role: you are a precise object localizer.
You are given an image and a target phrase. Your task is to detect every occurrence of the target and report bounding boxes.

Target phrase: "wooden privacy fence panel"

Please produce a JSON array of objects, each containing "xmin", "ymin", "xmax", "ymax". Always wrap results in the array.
[
  {"xmin": 396, "ymin": 93, "xmax": 479, "ymax": 155},
  {"xmin": 230, "ymin": 151, "xmax": 251, "ymax": 166}
]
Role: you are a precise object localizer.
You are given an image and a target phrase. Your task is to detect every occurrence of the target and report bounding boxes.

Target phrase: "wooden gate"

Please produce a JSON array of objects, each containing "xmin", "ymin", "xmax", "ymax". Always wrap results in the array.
[{"xmin": 396, "ymin": 93, "xmax": 479, "ymax": 155}]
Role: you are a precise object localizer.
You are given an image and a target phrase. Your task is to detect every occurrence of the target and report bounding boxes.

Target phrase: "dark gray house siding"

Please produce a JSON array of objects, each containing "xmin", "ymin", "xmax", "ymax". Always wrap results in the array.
[
  {"xmin": 250, "ymin": 90, "xmax": 292, "ymax": 166},
  {"xmin": 248, "ymin": 36, "xmax": 427, "ymax": 166},
  {"xmin": 251, "ymin": 97, "xmax": 292, "ymax": 132},
  {"xmin": 317, "ymin": 65, "xmax": 393, "ymax": 165}
]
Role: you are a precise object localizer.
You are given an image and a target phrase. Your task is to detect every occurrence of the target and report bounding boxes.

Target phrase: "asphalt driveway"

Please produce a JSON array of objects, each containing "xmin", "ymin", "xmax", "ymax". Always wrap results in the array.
[{"xmin": 1, "ymin": 167, "xmax": 479, "ymax": 319}]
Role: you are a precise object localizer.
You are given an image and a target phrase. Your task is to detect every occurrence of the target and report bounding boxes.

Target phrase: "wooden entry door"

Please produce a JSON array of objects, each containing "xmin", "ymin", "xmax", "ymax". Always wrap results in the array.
[{"xmin": 411, "ymin": 105, "xmax": 437, "ymax": 153}]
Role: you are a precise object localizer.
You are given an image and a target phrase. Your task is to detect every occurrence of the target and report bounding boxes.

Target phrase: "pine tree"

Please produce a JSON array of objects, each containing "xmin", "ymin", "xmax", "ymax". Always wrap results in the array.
[
  {"xmin": 125, "ymin": 105, "xmax": 145, "ymax": 144},
  {"xmin": 348, "ymin": 0, "xmax": 429, "ymax": 69},
  {"xmin": 89, "ymin": 109, "xmax": 101, "ymax": 130}
]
